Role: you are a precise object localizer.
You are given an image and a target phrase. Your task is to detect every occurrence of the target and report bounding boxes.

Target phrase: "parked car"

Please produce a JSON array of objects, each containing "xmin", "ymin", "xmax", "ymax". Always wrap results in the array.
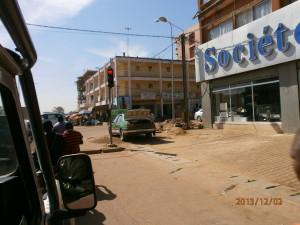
[
  {"xmin": 112, "ymin": 109, "xmax": 156, "ymax": 141},
  {"xmin": 41, "ymin": 112, "xmax": 65, "ymax": 125},
  {"xmin": 194, "ymin": 108, "xmax": 203, "ymax": 121}
]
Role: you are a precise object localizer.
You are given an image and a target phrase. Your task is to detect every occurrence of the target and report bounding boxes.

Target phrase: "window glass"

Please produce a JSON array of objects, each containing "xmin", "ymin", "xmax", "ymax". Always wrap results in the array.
[
  {"xmin": 236, "ymin": 9, "xmax": 253, "ymax": 28},
  {"xmin": 212, "ymin": 90, "xmax": 230, "ymax": 122},
  {"xmin": 113, "ymin": 115, "xmax": 119, "ymax": 123},
  {"xmin": 254, "ymin": 82, "xmax": 281, "ymax": 121},
  {"xmin": 254, "ymin": 0, "xmax": 271, "ymax": 20},
  {"xmin": 0, "ymin": 91, "xmax": 18, "ymax": 177},
  {"xmin": 208, "ymin": 20, "xmax": 233, "ymax": 41},
  {"xmin": 212, "ymin": 78, "xmax": 280, "ymax": 123},
  {"xmin": 230, "ymin": 87, "xmax": 253, "ymax": 122}
]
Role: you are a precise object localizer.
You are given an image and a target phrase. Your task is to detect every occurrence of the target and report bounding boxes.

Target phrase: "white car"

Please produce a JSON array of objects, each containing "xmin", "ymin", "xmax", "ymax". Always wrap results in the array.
[{"xmin": 194, "ymin": 109, "xmax": 203, "ymax": 121}]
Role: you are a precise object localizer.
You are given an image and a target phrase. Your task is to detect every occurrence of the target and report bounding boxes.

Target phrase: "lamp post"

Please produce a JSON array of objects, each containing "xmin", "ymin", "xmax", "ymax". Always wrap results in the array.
[
  {"xmin": 156, "ymin": 16, "xmax": 189, "ymax": 126},
  {"xmin": 156, "ymin": 16, "xmax": 175, "ymax": 120}
]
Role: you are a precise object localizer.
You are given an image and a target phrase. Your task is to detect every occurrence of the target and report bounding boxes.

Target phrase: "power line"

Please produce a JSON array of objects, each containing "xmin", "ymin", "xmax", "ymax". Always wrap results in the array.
[
  {"xmin": 152, "ymin": 43, "xmax": 173, "ymax": 58},
  {"xmin": 26, "ymin": 23, "xmax": 172, "ymax": 39}
]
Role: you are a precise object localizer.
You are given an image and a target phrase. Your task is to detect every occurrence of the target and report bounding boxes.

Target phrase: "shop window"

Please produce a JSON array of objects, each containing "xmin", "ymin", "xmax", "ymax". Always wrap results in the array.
[
  {"xmin": 208, "ymin": 19, "xmax": 233, "ymax": 41},
  {"xmin": 212, "ymin": 78, "xmax": 280, "ymax": 123},
  {"xmin": 230, "ymin": 86, "xmax": 253, "ymax": 122},
  {"xmin": 254, "ymin": 82, "xmax": 281, "ymax": 122}
]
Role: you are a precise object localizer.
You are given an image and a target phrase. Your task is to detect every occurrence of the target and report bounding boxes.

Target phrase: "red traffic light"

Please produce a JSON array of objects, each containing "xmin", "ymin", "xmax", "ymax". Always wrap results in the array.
[
  {"xmin": 107, "ymin": 66, "xmax": 114, "ymax": 88},
  {"xmin": 107, "ymin": 68, "xmax": 113, "ymax": 75}
]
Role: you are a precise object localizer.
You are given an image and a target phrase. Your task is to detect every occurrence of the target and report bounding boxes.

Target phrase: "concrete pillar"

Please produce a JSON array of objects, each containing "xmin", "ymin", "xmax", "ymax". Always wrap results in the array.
[
  {"xmin": 201, "ymin": 81, "xmax": 213, "ymax": 128},
  {"xmin": 159, "ymin": 61, "xmax": 163, "ymax": 117},
  {"xmin": 128, "ymin": 59, "xmax": 132, "ymax": 109},
  {"xmin": 278, "ymin": 62, "xmax": 300, "ymax": 133}
]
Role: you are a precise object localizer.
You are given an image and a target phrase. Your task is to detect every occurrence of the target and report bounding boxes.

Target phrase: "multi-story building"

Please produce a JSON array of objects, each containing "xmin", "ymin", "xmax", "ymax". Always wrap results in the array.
[
  {"xmin": 176, "ymin": 23, "xmax": 201, "ymax": 61},
  {"xmin": 76, "ymin": 56, "xmax": 201, "ymax": 119},
  {"xmin": 194, "ymin": 0, "xmax": 300, "ymax": 133}
]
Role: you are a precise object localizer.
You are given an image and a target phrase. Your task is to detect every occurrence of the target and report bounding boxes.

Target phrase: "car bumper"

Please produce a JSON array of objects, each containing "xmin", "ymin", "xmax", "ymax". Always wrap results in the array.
[{"xmin": 123, "ymin": 128, "xmax": 155, "ymax": 135}]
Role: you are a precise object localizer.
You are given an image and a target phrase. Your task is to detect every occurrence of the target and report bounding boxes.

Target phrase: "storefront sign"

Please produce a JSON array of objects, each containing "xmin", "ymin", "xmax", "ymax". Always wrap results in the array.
[
  {"xmin": 140, "ymin": 92, "xmax": 156, "ymax": 100},
  {"xmin": 195, "ymin": 1, "xmax": 300, "ymax": 82}
]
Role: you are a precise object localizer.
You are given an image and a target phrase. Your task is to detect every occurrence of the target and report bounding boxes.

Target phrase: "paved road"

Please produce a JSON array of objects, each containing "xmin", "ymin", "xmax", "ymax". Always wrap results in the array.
[{"xmin": 74, "ymin": 126, "xmax": 300, "ymax": 224}]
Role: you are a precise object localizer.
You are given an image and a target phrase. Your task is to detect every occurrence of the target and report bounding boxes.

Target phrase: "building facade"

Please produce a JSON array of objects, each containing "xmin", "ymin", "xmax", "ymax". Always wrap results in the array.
[
  {"xmin": 77, "ymin": 56, "xmax": 200, "ymax": 119},
  {"xmin": 194, "ymin": 0, "xmax": 300, "ymax": 133}
]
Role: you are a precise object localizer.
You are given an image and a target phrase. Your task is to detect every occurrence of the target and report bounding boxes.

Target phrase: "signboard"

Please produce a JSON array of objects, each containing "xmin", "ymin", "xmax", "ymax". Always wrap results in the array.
[
  {"xmin": 195, "ymin": 1, "xmax": 300, "ymax": 82},
  {"xmin": 140, "ymin": 92, "xmax": 156, "ymax": 100}
]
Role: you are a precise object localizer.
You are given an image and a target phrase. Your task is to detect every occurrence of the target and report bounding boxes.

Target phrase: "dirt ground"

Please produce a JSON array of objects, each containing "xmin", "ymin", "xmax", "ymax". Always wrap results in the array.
[
  {"xmin": 81, "ymin": 124, "xmax": 300, "ymax": 191},
  {"xmin": 77, "ymin": 125, "xmax": 300, "ymax": 225}
]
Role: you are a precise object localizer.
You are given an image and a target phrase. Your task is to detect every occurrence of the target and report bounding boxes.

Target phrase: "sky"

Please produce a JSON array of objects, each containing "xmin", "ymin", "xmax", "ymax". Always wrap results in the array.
[{"xmin": 1, "ymin": 0, "xmax": 198, "ymax": 113}]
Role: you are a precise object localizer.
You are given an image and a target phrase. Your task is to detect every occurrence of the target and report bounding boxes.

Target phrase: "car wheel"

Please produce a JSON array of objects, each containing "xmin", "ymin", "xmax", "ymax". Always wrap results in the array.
[{"xmin": 120, "ymin": 130, "xmax": 127, "ymax": 141}]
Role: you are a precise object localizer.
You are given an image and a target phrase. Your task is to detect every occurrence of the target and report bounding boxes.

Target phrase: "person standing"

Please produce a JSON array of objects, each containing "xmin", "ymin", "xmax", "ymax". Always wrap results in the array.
[
  {"xmin": 53, "ymin": 115, "xmax": 66, "ymax": 135},
  {"xmin": 43, "ymin": 120, "xmax": 64, "ymax": 167},
  {"xmin": 62, "ymin": 122, "xmax": 83, "ymax": 155}
]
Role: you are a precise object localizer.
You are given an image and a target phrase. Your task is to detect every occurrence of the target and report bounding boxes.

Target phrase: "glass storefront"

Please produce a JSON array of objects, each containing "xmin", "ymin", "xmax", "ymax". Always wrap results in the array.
[{"xmin": 212, "ymin": 78, "xmax": 281, "ymax": 123}]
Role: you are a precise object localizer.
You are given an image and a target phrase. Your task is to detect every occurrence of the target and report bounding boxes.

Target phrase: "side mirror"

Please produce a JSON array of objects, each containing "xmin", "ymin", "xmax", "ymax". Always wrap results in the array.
[{"xmin": 57, "ymin": 154, "xmax": 97, "ymax": 211}]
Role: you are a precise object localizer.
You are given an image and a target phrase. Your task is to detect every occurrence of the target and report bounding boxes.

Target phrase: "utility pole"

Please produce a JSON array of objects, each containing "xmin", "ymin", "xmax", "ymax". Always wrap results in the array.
[{"xmin": 180, "ymin": 34, "xmax": 189, "ymax": 127}]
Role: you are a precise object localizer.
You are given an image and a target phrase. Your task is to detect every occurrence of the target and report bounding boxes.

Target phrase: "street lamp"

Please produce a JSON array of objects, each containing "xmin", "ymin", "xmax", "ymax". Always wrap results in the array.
[
  {"xmin": 156, "ymin": 16, "xmax": 188, "ymax": 125},
  {"xmin": 156, "ymin": 16, "xmax": 175, "ymax": 120}
]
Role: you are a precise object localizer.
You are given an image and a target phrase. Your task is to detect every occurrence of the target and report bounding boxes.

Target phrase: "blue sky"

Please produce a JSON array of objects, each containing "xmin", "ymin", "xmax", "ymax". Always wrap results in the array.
[{"xmin": 1, "ymin": 0, "xmax": 198, "ymax": 113}]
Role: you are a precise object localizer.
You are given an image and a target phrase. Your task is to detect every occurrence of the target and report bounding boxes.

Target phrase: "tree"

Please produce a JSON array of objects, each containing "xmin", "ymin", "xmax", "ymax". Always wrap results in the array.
[{"xmin": 52, "ymin": 106, "xmax": 64, "ymax": 114}]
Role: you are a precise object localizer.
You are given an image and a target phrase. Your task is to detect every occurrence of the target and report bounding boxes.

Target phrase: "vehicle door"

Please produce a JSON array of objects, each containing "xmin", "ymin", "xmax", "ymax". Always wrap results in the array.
[
  {"xmin": 0, "ymin": 50, "xmax": 44, "ymax": 225},
  {"xmin": 111, "ymin": 114, "xmax": 120, "ymax": 134}
]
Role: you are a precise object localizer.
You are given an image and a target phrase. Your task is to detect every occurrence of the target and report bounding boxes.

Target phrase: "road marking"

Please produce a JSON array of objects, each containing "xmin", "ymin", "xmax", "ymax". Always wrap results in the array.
[{"xmin": 128, "ymin": 145, "xmax": 191, "ymax": 164}]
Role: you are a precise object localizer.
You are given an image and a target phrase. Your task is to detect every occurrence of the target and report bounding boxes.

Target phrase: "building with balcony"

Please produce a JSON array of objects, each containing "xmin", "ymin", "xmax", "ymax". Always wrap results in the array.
[
  {"xmin": 194, "ymin": 0, "xmax": 300, "ymax": 133},
  {"xmin": 76, "ymin": 56, "xmax": 200, "ymax": 119}
]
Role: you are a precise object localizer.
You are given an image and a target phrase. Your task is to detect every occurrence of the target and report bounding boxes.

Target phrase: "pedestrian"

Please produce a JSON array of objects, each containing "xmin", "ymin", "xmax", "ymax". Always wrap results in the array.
[
  {"xmin": 53, "ymin": 115, "xmax": 66, "ymax": 135},
  {"xmin": 43, "ymin": 120, "xmax": 64, "ymax": 167},
  {"xmin": 291, "ymin": 130, "xmax": 300, "ymax": 181},
  {"xmin": 62, "ymin": 122, "xmax": 83, "ymax": 155}
]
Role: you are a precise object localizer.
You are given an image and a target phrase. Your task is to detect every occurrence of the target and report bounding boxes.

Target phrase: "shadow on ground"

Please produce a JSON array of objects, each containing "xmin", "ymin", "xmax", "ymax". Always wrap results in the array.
[
  {"xmin": 75, "ymin": 185, "xmax": 116, "ymax": 225},
  {"xmin": 124, "ymin": 135, "xmax": 174, "ymax": 145},
  {"xmin": 75, "ymin": 209, "xmax": 106, "ymax": 225},
  {"xmin": 96, "ymin": 185, "xmax": 117, "ymax": 201},
  {"xmin": 81, "ymin": 150, "xmax": 102, "ymax": 155}
]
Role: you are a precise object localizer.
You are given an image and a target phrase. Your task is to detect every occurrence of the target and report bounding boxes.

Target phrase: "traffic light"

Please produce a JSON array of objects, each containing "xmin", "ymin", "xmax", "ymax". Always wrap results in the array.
[{"xmin": 107, "ymin": 66, "xmax": 114, "ymax": 88}]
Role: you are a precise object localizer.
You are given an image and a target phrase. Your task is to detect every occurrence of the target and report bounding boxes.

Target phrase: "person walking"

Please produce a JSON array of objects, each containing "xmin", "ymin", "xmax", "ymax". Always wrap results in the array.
[
  {"xmin": 53, "ymin": 115, "xmax": 66, "ymax": 135},
  {"xmin": 43, "ymin": 120, "xmax": 64, "ymax": 167},
  {"xmin": 62, "ymin": 122, "xmax": 83, "ymax": 155}
]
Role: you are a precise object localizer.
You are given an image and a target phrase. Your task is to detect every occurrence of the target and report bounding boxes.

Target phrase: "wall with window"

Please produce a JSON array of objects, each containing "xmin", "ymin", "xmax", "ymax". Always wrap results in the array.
[{"xmin": 198, "ymin": 0, "xmax": 278, "ymax": 43}]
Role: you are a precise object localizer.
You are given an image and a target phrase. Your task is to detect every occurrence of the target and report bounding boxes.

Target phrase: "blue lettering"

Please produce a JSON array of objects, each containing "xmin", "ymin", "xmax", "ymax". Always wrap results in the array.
[
  {"xmin": 275, "ymin": 23, "xmax": 290, "ymax": 52},
  {"xmin": 204, "ymin": 47, "xmax": 217, "ymax": 73},
  {"xmin": 232, "ymin": 44, "xmax": 245, "ymax": 64},
  {"xmin": 294, "ymin": 23, "xmax": 300, "ymax": 44},
  {"xmin": 247, "ymin": 33, "xmax": 257, "ymax": 61},
  {"xmin": 217, "ymin": 50, "xmax": 231, "ymax": 68},
  {"xmin": 258, "ymin": 26, "xmax": 273, "ymax": 56}
]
